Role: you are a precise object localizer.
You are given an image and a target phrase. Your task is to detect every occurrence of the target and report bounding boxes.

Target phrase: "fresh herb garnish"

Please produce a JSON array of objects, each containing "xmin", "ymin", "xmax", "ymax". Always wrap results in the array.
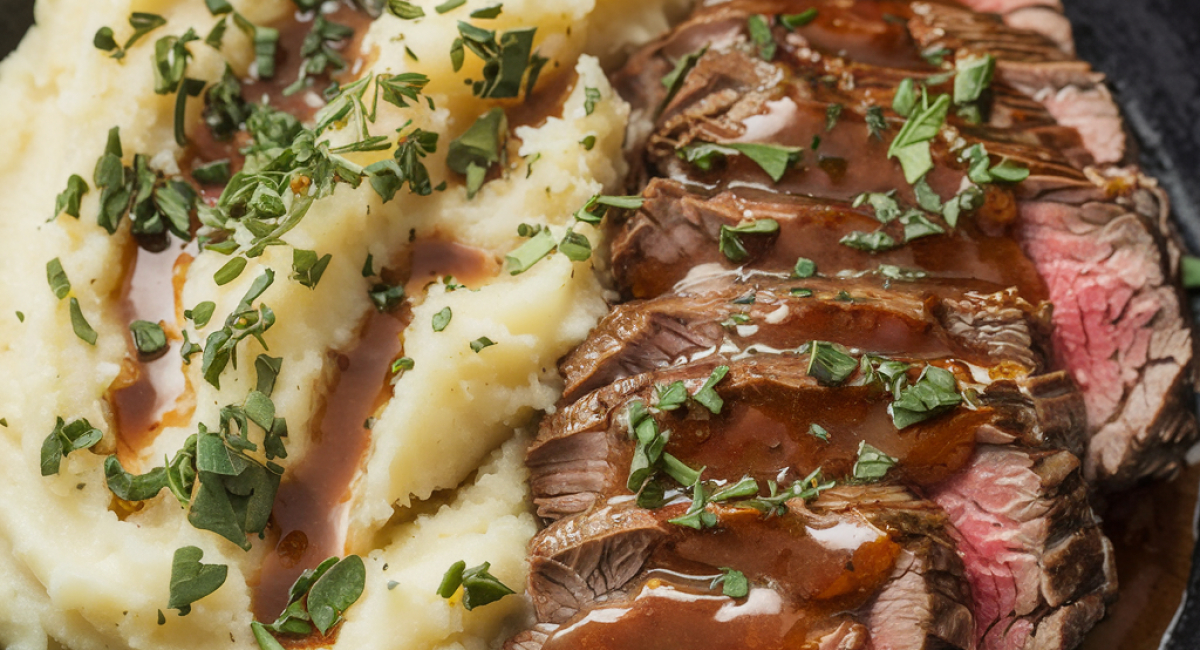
[
  {"xmin": 432, "ymin": 307, "xmax": 452, "ymax": 332},
  {"xmin": 709, "ymin": 476, "xmax": 759, "ymax": 502},
  {"xmin": 780, "ymin": 9, "xmax": 818, "ymax": 29},
  {"xmin": 437, "ymin": 561, "xmax": 516, "ymax": 610},
  {"xmin": 130, "ymin": 321, "xmax": 169, "ymax": 359},
  {"xmin": 852, "ymin": 442, "xmax": 897, "ymax": 482},
  {"xmin": 712, "ymin": 568, "xmax": 749, "ymax": 598},
  {"xmin": 446, "ymin": 108, "xmax": 506, "ymax": 199},
  {"xmin": 94, "ymin": 13, "xmax": 167, "ymax": 60},
  {"xmin": 168, "ymin": 546, "xmax": 228, "ymax": 616},
  {"xmin": 573, "ymin": 194, "xmax": 644, "ymax": 224},
  {"xmin": 68, "ymin": 298, "xmax": 98, "ymax": 345},
  {"xmin": 899, "ymin": 211, "xmax": 945, "ymax": 242},
  {"xmin": 890, "ymin": 365, "xmax": 962, "ymax": 429},
  {"xmin": 668, "ymin": 480, "xmax": 718, "ymax": 529},
  {"xmin": 825, "ymin": 104, "xmax": 843, "ymax": 131},
  {"xmin": 692, "ymin": 365, "xmax": 730, "ymax": 414},
  {"xmin": 887, "ymin": 91, "xmax": 950, "ymax": 183},
  {"xmin": 659, "ymin": 47, "xmax": 708, "ymax": 114},
  {"xmin": 285, "ymin": 17, "xmax": 354, "ymax": 96},
  {"xmin": 53, "ymin": 176, "xmax": 88, "ymax": 220},
  {"xmin": 877, "ymin": 264, "xmax": 928, "ymax": 281},
  {"xmin": 584, "ymin": 87, "xmax": 601, "ymax": 115},
  {"xmin": 46, "ymin": 258, "xmax": 70, "ymax": 299},
  {"xmin": 853, "ymin": 191, "xmax": 901, "ymax": 223},
  {"xmin": 436, "ymin": 0, "xmax": 466, "ymax": 13},
  {"xmin": 738, "ymin": 468, "xmax": 834, "ymax": 516},
  {"xmin": 200, "ymin": 270, "xmax": 276, "ymax": 389},
  {"xmin": 387, "ymin": 0, "xmax": 425, "ymax": 19},
  {"xmin": 719, "ymin": 218, "xmax": 780, "ymax": 262},
  {"xmin": 471, "ymin": 4, "xmax": 503, "ymax": 19},
  {"xmin": 865, "ymin": 106, "xmax": 887, "ymax": 139},
  {"xmin": 808, "ymin": 423, "xmax": 830, "ymax": 441},
  {"xmin": 893, "ymin": 78, "xmax": 916, "ymax": 117},
  {"xmin": 470, "ymin": 337, "xmax": 496, "ymax": 352},
  {"xmin": 953, "ymin": 54, "xmax": 995, "ymax": 106},
  {"xmin": 558, "ymin": 229, "xmax": 592, "ymax": 261},
  {"xmin": 747, "ymin": 15, "xmax": 776, "ymax": 61},
  {"xmin": 679, "ymin": 142, "xmax": 802, "ymax": 182},
  {"xmin": 40, "ymin": 417, "xmax": 103, "ymax": 476},
  {"xmin": 806, "ymin": 341, "xmax": 857, "ymax": 385},
  {"xmin": 291, "ymin": 250, "xmax": 332, "ymax": 289},
  {"xmin": 655, "ymin": 381, "xmax": 689, "ymax": 411},
  {"xmin": 839, "ymin": 230, "xmax": 897, "ymax": 252},
  {"xmin": 452, "ymin": 23, "xmax": 544, "ymax": 99},
  {"xmin": 505, "ymin": 227, "xmax": 556, "ymax": 275}
]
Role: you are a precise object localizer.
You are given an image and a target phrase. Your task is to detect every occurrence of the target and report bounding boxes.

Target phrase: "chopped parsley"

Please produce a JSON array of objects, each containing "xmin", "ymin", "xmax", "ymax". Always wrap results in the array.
[
  {"xmin": 40, "ymin": 417, "xmax": 103, "ymax": 476},
  {"xmin": 446, "ymin": 108, "xmax": 506, "ymax": 199},
  {"xmin": 68, "ymin": 298, "xmax": 98, "ymax": 346},
  {"xmin": 387, "ymin": 0, "xmax": 425, "ymax": 19},
  {"xmin": 806, "ymin": 341, "xmax": 857, "ymax": 386},
  {"xmin": 285, "ymin": 16, "xmax": 354, "ymax": 96},
  {"xmin": 432, "ymin": 307, "xmax": 452, "ymax": 332},
  {"xmin": 668, "ymin": 480, "xmax": 718, "ymax": 529},
  {"xmin": 46, "ymin": 258, "xmax": 70, "ymax": 299},
  {"xmin": 452, "ymin": 23, "xmax": 545, "ymax": 99},
  {"xmin": 825, "ymin": 103, "xmax": 843, "ymax": 131},
  {"xmin": 94, "ymin": 13, "xmax": 167, "ymax": 60},
  {"xmin": 437, "ymin": 561, "xmax": 515, "ymax": 610},
  {"xmin": 808, "ymin": 423, "xmax": 830, "ymax": 441},
  {"xmin": 168, "ymin": 546, "xmax": 228, "ymax": 616},
  {"xmin": 887, "ymin": 91, "xmax": 950, "ymax": 183},
  {"xmin": 505, "ymin": 227, "xmax": 556, "ymax": 275},
  {"xmin": 747, "ymin": 15, "xmax": 776, "ymax": 61},
  {"xmin": 659, "ymin": 47, "xmax": 707, "ymax": 114},
  {"xmin": 953, "ymin": 54, "xmax": 995, "ymax": 106},
  {"xmin": 290, "ymin": 250, "xmax": 332, "ymax": 289},
  {"xmin": 839, "ymin": 230, "xmax": 897, "ymax": 252},
  {"xmin": 719, "ymin": 218, "xmax": 780, "ymax": 262},
  {"xmin": 53, "ymin": 175, "xmax": 88, "ymax": 220},
  {"xmin": 865, "ymin": 106, "xmax": 887, "ymax": 139},
  {"xmin": 890, "ymin": 365, "xmax": 963, "ymax": 429},
  {"xmin": 130, "ymin": 320, "xmax": 169, "ymax": 359},
  {"xmin": 678, "ymin": 142, "xmax": 803, "ymax": 182},
  {"xmin": 780, "ymin": 9, "xmax": 818, "ymax": 29},
  {"xmin": 852, "ymin": 442, "xmax": 897, "ymax": 482},
  {"xmin": 252, "ymin": 555, "xmax": 365, "ymax": 643},
  {"xmin": 584, "ymin": 87, "xmax": 601, "ymax": 115},
  {"xmin": 712, "ymin": 567, "xmax": 749, "ymax": 598}
]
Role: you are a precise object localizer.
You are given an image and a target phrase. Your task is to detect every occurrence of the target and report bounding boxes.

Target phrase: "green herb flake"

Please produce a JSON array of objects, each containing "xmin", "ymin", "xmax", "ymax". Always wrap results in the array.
[
  {"xmin": 679, "ymin": 142, "xmax": 802, "ymax": 182},
  {"xmin": 432, "ymin": 307, "xmax": 453, "ymax": 332},
  {"xmin": 655, "ymin": 381, "xmax": 688, "ymax": 411},
  {"xmin": 989, "ymin": 158, "xmax": 1030, "ymax": 183},
  {"xmin": 887, "ymin": 92, "xmax": 951, "ymax": 183},
  {"xmin": 436, "ymin": 0, "xmax": 467, "ymax": 13},
  {"xmin": 306, "ymin": 555, "xmax": 366, "ymax": 634},
  {"xmin": 712, "ymin": 567, "xmax": 749, "ymax": 598},
  {"xmin": 668, "ymin": 480, "xmax": 718, "ymax": 530},
  {"xmin": 719, "ymin": 218, "xmax": 780, "ymax": 262},
  {"xmin": 130, "ymin": 320, "xmax": 169, "ymax": 359},
  {"xmin": 291, "ymin": 249, "xmax": 332, "ymax": 289},
  {"xmin": 186, "ymin": 301, "xmax": 216, "ymax": 327},
  {"xmin": 839, "ymin": 230, "xmax": 897, "ymax": 252},
  {"xmin": 391, "ymin": 357, "xmax": 415, "ymax": 374},
  {"xmin": 878, "ymin": 264, "xmax": 928, "ymax": 281},
  {"xmin": 168, "ymin": 546, "xmax": 228, "ymax": 616},
  {"xmin": 747, "ymin": 14, "xmax": 776, "ymax": 61},
  {"xmin": 387, "ymin": 0, "xmax": 425, "ymax": 19},
  {"xmin": 806, "ymin": 341, "xmax": 857, "ymax": 386},
  {"xmin": 789, "ymin": 287, "xmax": 813, "ymax": 298},
  {"xmin": 953, "ymin": 54, "xmax": 996, "ymax": 106},
  {"xmin": 505, "ymin": 227, "xmax": 556, "ymax": 275},
  {"xmin": 580, "ymin": 135, "xmax": 597, "ymax": 151},
  {"xmin": 559, "ymin": 229, "xmax": 592, "ymax": 262},
  {"xmin": 693, "ymin": 365, "xmax": 730, "ymax": 414},
  {"xmin": 893, "ymin": 78, "xmax": 916, "ymax": 117},
  {"xmin": 710, "ymin": 476, "xmax": 759, "ymax": 502},
  {"xmin": 470, "ymin": 337, "xmax": 496, "ymax": 353},
  {"xmin": 470, "ymin": 4, "xmax": 503, "ymax": 19},
  {"xmin": 40, "ymin": 417, "xmax": 103, "ymax": 476},
  {"xmin": 54, "ymin": 175, "xmax": 89, "ymax": 220},
  {"xmin": 808, "ymin": 423, "xmax": 830, "ymax": 441},
  {"xmin": 852, "ymin": 441, "xmax": 898, "ymax": 482},
  {"xmin": 865, "ymin": 105, "xmax": 887, "ymax": 139},
  {"xmin": 192, "ymin": 160, "xmax": 232, "ymax": 185},
  {"xmin": 584, "ymin": 87, "xmax": 601, "ymax": 115},
  {"xmin": 900, "ymin": 211, "xmax": 945, "ymax": 242},
  {"xmin": 659, "ymin": 47, "xmax": 708, "ymax": 114},
  {"xmin": 825, "ymin": 103, "xmax": 843, "ymax": 131},
  {"xmin": 68, "ymin": 298, "xmax": 98, "ymax": 346},
  {"xmin": 46, "ymin": 258, "xmax": 70, "ymax": 300},
  {"xmin": 446, "ymin": 108, "xmax": 507, "ymax": 199},
  {"xmin": 890, "ymin": 365, "xmax": 963, "ymax": 429},
  {"xmin": 780, "ymin": 8, "xmax": 818, "ymax": 29},
  {"xmin": 214, "ymin": 257, "xmax": 247, "ymax": 286},
  {"xmin": 853, "ymin": 191, "xmax": 901, "ymax": 223},
  {"xmin": 438, "ymin": 561, "xmax": 514, "ymax": 609}
]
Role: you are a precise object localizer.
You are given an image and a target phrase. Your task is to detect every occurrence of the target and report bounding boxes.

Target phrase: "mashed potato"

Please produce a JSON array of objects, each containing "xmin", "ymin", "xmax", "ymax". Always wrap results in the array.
[{"xmin": 0, "ymin": 0, "xmax": 689, "ymax": 648}]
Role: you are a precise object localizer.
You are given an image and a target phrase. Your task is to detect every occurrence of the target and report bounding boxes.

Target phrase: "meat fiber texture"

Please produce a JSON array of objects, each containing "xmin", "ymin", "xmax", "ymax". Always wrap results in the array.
[{"xmin": 0, "ymin": 0, "xmax": 686, "ymax": 648}]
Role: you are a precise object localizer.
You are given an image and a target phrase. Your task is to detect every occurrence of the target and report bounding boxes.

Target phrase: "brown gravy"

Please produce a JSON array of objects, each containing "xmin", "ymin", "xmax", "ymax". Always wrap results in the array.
[
  {"xmin": 253, "ymin": 309, "xmax": 405, "ymax": 622},
  {"xmin": 109, "ymin": 242, "xmax": 197, "ymax": 465},
  {"xmin": 1083, "ymin": 464, "xmax": 1199, "ymax": 650}
]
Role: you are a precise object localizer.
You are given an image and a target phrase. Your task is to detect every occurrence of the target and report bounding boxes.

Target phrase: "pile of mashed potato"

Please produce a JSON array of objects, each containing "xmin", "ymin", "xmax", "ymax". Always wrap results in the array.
[{"xmin": 0, "ymin": 0, "xmax": 690, "ymax": 648}]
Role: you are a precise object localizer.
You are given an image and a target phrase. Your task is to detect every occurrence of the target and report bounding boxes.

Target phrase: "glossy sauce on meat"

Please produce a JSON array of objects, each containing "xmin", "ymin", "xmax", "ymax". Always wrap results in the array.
[{"xmin": 541, "ymin": 504, "xmax": 900, "ymax": 650}]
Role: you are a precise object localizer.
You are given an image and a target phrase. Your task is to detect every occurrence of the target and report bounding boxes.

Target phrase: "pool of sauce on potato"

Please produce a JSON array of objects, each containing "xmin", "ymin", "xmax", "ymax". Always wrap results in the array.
[{"xmin": 107, "ymin": 0, "xmax": 1198, "ymax": 645}]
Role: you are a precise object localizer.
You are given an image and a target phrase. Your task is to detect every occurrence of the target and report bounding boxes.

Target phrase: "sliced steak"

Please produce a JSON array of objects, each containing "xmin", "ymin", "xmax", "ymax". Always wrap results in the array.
[
  {"xmin": 612, "ymin": 178, "xmax": 1049, "ymax": 302},
  {"xmin": 931, "ymin": 445, "xmax": 1117, "ymax": 650},
  {"xmin": 531, "ymin": 355, "xmax": 1085, "ymax": 521},
  {"xmin": 561, "ymin": 271, "xmax": 1053, "ymax": 402},
  {"xmin": 1017, "ymin": 170, "xmax": 1197, "ymax": 487},
  {"xmin": 517, "ymin": 486, "xmax": 972, "ymax": 650}
]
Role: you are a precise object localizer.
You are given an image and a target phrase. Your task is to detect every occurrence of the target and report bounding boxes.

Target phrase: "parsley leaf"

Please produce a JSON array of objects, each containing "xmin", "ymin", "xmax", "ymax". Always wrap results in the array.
[
  {"xmin": 747, "ymin": 15, "xmax": 776, "ymax": 61},
  {"xmin": 780, "ymin": 9, "xmax": 818, "ymax": 29},
  {"xmin": 46, "ymin": 258, "xmax": 70, "ymax": 300},
  {"xmin": 94, "ymin": 13, "xmax": 167, "ymax": 60},
  {"xmin": 437, "ymin": 561, "xmax": 515, "ymax": 610},
  {"xmin": 660, "ymin": 47, "xmax": 708, "ymax": 114},
  {"xmin": 68, "ymin": 298, "xmax": 98, "ymax": 345},
  {"xmin": 505, "ymin": 227, "xmax": 556, "ymax": 275},
  {"xmin": 446, "ymin": 108, "xmax": 506, "ymax": 199},
  {"xmin": 692, "ymin": 365, "xmax": 730, "ymax": 414},
  {"xmin": 719, "ymin": 218, "xmax": 780, "ymax": 262},
  {"xmin": 839, "ymin": 230, "xmax": 897, "ymax": 252},
  {"xmin": 387, "ymin": 0, "xmax": 425, "ymax": 19},
  {"xmin": 432, "ymin": 307, "xmax": 452, "ymax": 332},
  {"xmin": 678, "ymin": 142, "xmax": 802, "ymax": 182},
  {"xmin": 806, "ymin": 341, "xmax": 857, "ymax": 385},
  {"xmin": 852, "ymin": 442, "xmax": 897, "ymax": 482},
  {"xmin": 890, "ymin": 365, "xmax": 962, "ymax": 428},
  {"xmin": 953, "ymin": 54, "xmax": 995, "ymax": 105},
  {"xmin": 291, "ymin": 250, "xmax": 332, "ymax": 289},
  {"xmin": 712, "ymin": 568, "xmax": 749, "ymax": 598},
  {"xmin": 130, "ymin": 320, "xmax": 169, "ymax": 359},
  {"xmin": 307, "ymin": 555, "xmax": 366, "ymax": 634},
  {"xmin": 168, "ymin": 546, "xmax": 228, "ymax": 616},
  {"xmin": 53, "ymin": 175, "xmax": 89, "ymax": 220},
  {"xmin": 40, "ymin": 417, "xmax": 103, "ymax": 476}
]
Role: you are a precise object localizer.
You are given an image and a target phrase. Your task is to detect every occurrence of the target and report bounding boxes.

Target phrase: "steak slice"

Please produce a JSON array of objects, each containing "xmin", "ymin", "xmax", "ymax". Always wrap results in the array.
[
  {"xmin": 1017, "ymin": 170, "xmax": 1198, "ymax": 488},
  {"xmin": 561, "ymin": 270, "xmax": 1053, "ymax": 402},
  {"xmin": 931, "ymin": 445, "xmax": 1117, "ymax": 650},
  {"xmin": 515, "ymin": 486, "xmax": 973, "ymax": 650},
  {"xmin": 531, "ymin": 355, "xmax": 1085, "ymax": 521},
  {"xmin": 612, "ymin": 178, "xmax": 1049, "ymax": 302}
]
